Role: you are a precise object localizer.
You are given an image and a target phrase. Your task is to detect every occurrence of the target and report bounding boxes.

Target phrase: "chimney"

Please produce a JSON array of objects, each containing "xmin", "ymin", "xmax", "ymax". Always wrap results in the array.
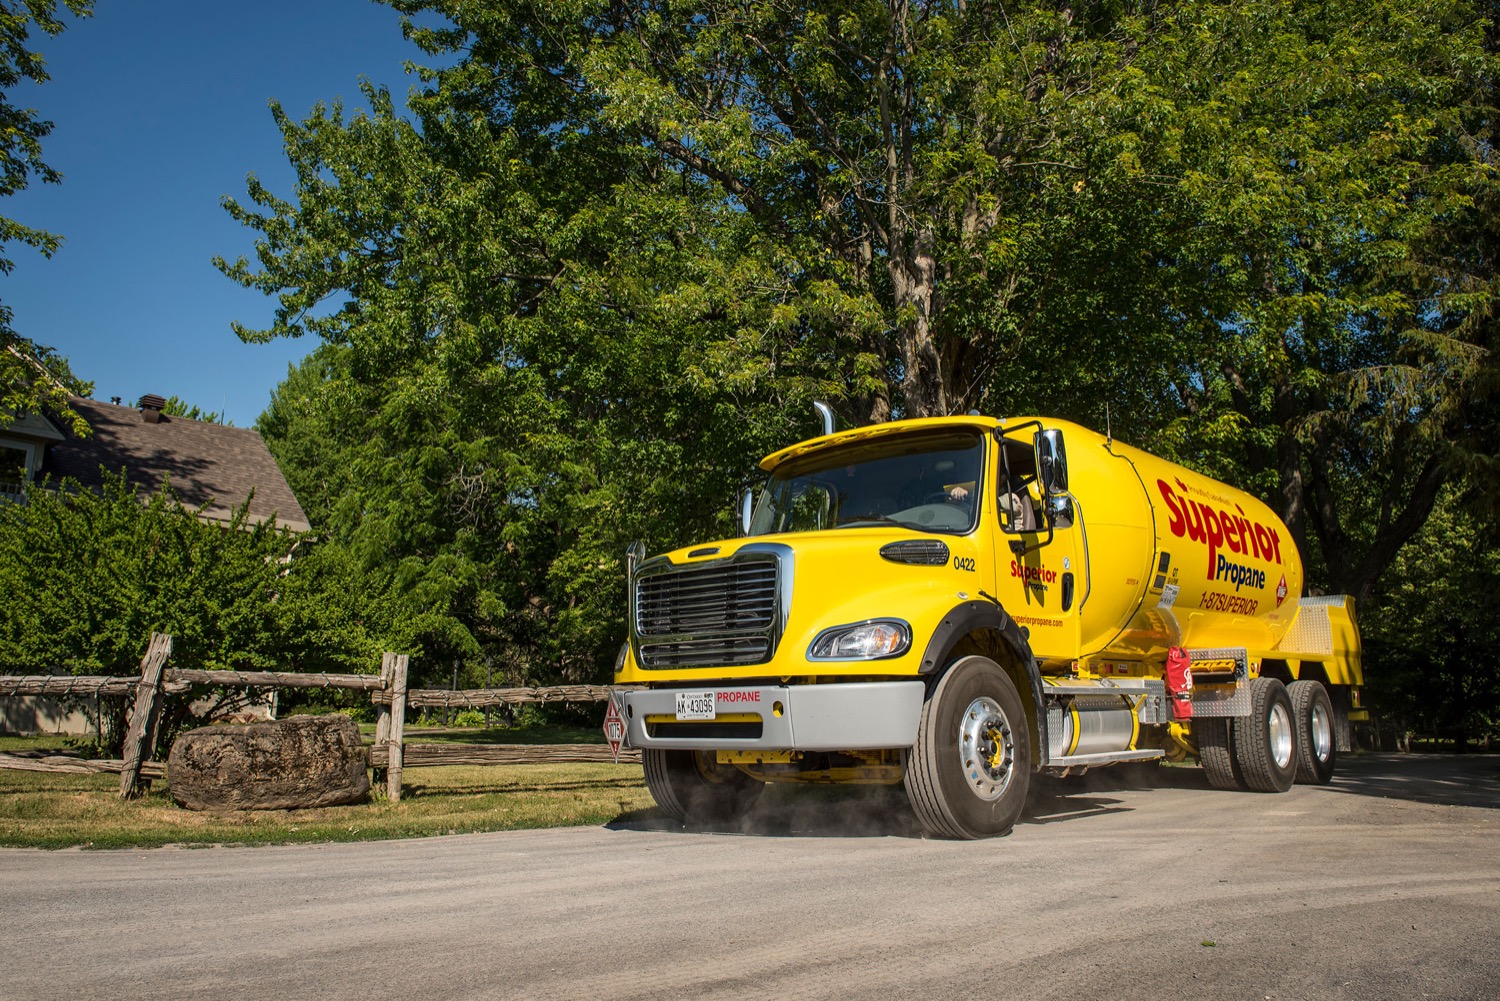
[{"xmin": 138, "ymin": 393, "xmax": 167, "ymax": 423}]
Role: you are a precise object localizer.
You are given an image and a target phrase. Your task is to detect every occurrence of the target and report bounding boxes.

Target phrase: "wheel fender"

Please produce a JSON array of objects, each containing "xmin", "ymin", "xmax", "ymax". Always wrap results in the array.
[{"xmin": 918, "ymin": 600, "xmax": 1049, "ymax": 766}]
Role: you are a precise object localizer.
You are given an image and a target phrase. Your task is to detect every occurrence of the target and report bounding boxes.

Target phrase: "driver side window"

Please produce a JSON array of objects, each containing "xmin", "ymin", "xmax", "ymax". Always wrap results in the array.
[{"xmin": 997, "ymin": 484, "xmax": 1038, "ymax": 532}]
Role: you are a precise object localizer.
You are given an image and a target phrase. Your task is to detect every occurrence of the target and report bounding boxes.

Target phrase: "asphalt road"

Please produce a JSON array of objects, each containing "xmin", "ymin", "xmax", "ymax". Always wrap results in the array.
[{"xmin": 3, "ymin": 753, "xmax": 1497, "ymax": 1001}]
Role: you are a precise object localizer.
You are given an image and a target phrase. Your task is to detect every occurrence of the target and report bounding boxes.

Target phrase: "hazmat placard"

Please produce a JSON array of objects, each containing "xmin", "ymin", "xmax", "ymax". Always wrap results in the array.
[{"xmin": 603, "ymin": 695, "xmax": 626, "ymax": 762}]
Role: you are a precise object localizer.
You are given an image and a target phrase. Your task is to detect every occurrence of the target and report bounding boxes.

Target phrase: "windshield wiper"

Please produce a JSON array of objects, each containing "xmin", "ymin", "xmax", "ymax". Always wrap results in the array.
[
  {"xmin": 835, "ymin": 513, "xmax": 905, "ymax": 527},
  {"xmin": 834, "ymin": 514, "xmax": 958, "ymax": 535}
]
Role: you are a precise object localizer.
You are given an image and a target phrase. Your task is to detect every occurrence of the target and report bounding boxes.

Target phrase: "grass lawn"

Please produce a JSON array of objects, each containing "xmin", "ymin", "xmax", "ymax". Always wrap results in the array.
[{"xmin": 0, "ymin": 729, "xmax": 656, "ymax": 849}]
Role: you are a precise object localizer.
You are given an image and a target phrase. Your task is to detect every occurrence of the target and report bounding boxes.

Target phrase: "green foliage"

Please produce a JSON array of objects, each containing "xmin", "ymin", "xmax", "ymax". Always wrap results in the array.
[
  {"xmin": 217, "ymin": 0, "xmax": 1499, "ymax": 735},
  {"xmin": 0, "ymin": 472, "xmax": 289, "ymax": 674},
  {"xmin": 225, "ymin": 78, "xmax": 815, "ymax": 685},
  {"xmin": 0, "ymin": 0, "xmax": 93, "ymax": 435},
  {"xmin": 1362, "ymin": 489, "xmax": 1500, "ymax": 748},
  {"xmin": 159, "ymin": 395, "xmax": 232, "ymax": 426},
  {"xmin": 0, "ymin": 470, "xmax": 399, "ymax": 750},
  {"xmin": 986, "ymin": 0, "xmax": 1500, "ymax": 604}
]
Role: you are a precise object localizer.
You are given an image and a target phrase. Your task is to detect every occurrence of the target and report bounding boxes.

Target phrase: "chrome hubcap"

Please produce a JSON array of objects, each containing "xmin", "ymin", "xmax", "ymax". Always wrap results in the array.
[
  {"xmin": 1311, "ymin": 702, "xmax": 1332, "ymax": 762},
  {"xmin": 959, "ymin": 696, "xmax": 1015, "ymax": 801},
  {"xmin": 1270, "ymin": 702, "xmax": 1293, "ymax": 770}
]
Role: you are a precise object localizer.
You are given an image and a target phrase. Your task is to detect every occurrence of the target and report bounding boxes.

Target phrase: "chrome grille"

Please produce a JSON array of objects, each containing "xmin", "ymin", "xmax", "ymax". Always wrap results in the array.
[
  {"xmin": 638, "ymin": 638, "xmax": 771, "ymax": 668},
  {"xmin": 632, "ymin": 552, "xmax": 784, "ymax": 669},
  {"xmin": 636, "ymin": 560, "xmax": 778, "ymax": 634}
]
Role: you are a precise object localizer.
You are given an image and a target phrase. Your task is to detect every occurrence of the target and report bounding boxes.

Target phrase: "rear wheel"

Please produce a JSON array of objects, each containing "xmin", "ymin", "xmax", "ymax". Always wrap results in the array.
[
  {"xmin": 642, "ymin": 748, "xmax": 764, "ymax": 825},
  {"xmin": 1232, "ymin": 677, "xmax": 1297, "ymax": 792},
  {"xmin": 1329, "ymin": 685, "xmax": 1355, "ymax": 752},
  {"xmin": 904, "ymin": 655, "xmax": 1032, "ymax": 839},
  {"xmin": 1288, "ymin": 680, "xmax": 1336, "ymax": 784},
  {"xmin": 1195, "ymin": 717, "xmax": 1245, "ymax": 790}
]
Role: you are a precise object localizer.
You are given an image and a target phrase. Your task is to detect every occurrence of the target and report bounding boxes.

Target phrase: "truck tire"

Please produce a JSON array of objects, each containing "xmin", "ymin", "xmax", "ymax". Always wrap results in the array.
[
  {"xmin": 904, "ymin": 655, "xmax": 1032, "ymax": 839},
  {"xmin": 1195, "ymin": 717, "xmax": 1245, "ymax": 790},
  {"xmin": 642, "ymin": 748, "xmax": 763, "ymax": 825},
  {"xmin": 1329, "ymin": 686, "xmax": 1355, "ymax": 753},
  {"xmin": 1288, "ymin": 680, "xmax": 1336, "ymax": 785},
  {"xmin": 1232, "ymin": 677, "xmax": 1297, "ymax": 793}
]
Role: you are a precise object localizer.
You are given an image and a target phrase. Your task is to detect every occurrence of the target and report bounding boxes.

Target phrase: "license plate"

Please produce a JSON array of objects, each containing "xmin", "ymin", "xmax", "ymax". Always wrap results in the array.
[{"xmin": 675, "ymin": 691, "xmax": 716, "ymax": 720}]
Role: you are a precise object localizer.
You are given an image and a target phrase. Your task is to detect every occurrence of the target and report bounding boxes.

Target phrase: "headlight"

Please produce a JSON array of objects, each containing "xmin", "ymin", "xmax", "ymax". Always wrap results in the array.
[
  {"xmin": 614, "ymin": 641, "xmax": 630, "ymax": 675},
  {"xmin": 808, "ymin": 619, "xmax": 911, "ymax": 660}
]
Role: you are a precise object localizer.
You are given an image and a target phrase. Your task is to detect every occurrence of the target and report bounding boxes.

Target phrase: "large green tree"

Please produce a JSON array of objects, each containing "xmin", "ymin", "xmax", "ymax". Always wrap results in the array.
[
  {"xmin": 0, "ymin": 0, "xmax": 91, "ymax": 432},
  {"xmin": 0, "ymin": 471, "xmax": 390, "ymax": 678},
  {"xmin": 384, "ymin": 0, "xmax": 1176, "ymax": 423},
  {"xmin": 987, "ymin": 0, "xmax": 1500, "ymax": 602},
  {"xmin": 1362, "ymin": 487, "xmax": 1500, "ymax": 749},
  {"xmin": 223, "ymin": 0, "xmax": 1498, "ymax": 687},
  {"xmin": 225, "ymin": 81, "xmax": 815, "ymax": 683},
  {"xmin": 1165, "ymin": 0, "xmax": 1497, "ymax": 603},
  {"xmin": 0, "ymin": 470, "xmax": 400, "ymax": 751}
]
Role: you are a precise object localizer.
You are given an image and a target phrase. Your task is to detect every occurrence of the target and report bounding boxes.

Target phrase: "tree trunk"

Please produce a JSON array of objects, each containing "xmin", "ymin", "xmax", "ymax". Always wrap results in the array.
[
  {"xmin": 1273, "ymin": 379, "xmax": 1311, "ymax": 568},
  {"xmin": 888, "ymin": 227, "xmax": 947, "ymax": 418}
]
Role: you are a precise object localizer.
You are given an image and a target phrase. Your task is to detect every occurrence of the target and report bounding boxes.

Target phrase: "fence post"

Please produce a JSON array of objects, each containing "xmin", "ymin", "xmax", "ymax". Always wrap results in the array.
[
  {"xmin": 372, "ymin": 653, "xmax": 395, "ymax": 785},
  {"xmin": 119, "ymin": 632, "xmax": 173, "ymax": 800},
  {"xmin": 387, "ymin": 653, "xmax": 408, "ymax": 803},
  {"xmin": 483, "ymin": 658, "xmax": 493, "ymax": 728}
]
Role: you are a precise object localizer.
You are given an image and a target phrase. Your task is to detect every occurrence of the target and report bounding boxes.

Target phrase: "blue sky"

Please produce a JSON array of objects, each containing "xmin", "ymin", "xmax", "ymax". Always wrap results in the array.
[{"xmin": 6, "ymin": 0, "xmax": 432, "ymax": 428}]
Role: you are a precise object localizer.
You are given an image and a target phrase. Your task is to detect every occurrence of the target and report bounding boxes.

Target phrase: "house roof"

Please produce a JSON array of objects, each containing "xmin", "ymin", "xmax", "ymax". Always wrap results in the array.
[
  {"xmin": 1, "ymin": 409, "xmax": 66, "ymax": 444},
  {"xmin": 39, "ymin": 397, "xmax": 311, "ymax": 533}
]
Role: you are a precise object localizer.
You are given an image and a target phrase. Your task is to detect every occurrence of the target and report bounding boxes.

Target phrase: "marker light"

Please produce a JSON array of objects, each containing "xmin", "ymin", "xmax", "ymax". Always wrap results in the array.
[{"xmin": 808, "ymin": 620, "xmax": 912, "ymax": 661}]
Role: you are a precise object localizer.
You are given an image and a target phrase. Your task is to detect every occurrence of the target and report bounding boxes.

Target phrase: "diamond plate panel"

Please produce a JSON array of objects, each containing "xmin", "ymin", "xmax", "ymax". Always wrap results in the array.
[{"xmin": 1187, "ymin": 647, "xmax": 1250, "ymax": 718}]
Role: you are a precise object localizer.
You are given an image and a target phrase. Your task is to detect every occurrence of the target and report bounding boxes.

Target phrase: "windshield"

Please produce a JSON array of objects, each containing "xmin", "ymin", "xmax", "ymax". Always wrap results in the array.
[{"xmin": 749, "ymin": 430, "xmax": 985, "ymax": 536}]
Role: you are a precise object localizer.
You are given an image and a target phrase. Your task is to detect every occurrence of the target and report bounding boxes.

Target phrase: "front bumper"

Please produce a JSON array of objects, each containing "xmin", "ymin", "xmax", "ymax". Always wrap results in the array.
[{"xmin": 618, "ymin": 681, "xmax": 925, "ymax": 752}]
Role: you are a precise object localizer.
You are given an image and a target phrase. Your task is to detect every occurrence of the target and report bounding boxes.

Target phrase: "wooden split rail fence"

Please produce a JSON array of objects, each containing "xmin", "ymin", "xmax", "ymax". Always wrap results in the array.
[{"xmin": 1, "ymin": 632, "xmax": 639, "ymax": 803}]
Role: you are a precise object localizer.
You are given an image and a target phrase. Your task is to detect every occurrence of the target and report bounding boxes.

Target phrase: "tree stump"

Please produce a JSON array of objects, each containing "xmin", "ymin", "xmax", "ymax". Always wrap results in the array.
[{"xmin": 167, "ymin": 715, "xmax": 370, "ymax": 811}]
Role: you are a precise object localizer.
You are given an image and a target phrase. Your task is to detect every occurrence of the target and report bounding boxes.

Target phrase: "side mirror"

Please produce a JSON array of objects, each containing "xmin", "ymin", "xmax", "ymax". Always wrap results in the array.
[
  {"xmin": 1034, "ymin": 429, "xmax": 1069, "ymax": 496},
  {"xmin": 740, "ymin": 487, "xmax": 756, "ymax": 536},
  {"xmin": 625, "ymin": 539, "xmax": 647, "ymax": 581}
]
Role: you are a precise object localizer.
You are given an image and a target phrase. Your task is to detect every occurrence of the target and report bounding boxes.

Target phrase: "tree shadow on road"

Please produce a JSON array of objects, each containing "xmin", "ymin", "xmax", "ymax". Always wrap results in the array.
[
  {"xmin": 1021, "ymin": 761, "xmax": 1208, "ymax": 825},
  {"xmin": 1323, "ymin": 752, "xmax": 1500, "ymax": 810}
]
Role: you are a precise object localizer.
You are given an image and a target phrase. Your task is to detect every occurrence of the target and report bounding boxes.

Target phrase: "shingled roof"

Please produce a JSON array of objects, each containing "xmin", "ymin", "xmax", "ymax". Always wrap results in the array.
[{"xmin": 38, "ymin": 396, "xmax": 310, "ymax": 533}]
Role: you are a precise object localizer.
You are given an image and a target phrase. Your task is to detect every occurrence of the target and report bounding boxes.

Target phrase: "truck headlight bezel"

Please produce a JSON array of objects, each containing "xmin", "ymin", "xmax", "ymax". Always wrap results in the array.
[{"xmin": 807, "ymin": 619, "xmax": 912, "ymax": 661}]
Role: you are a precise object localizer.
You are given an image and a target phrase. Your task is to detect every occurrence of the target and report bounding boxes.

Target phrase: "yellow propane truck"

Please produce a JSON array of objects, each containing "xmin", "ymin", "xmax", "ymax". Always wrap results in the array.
[{"xmin": 611, "ymin": 409, "xmax": 1365, "ymax": 838}]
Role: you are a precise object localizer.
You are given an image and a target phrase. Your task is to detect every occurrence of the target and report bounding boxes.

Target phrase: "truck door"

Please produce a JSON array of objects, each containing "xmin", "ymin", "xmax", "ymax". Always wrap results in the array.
[{"xmin": 991, "ymin": 431, "xmax": 1084, "ymax": 667}]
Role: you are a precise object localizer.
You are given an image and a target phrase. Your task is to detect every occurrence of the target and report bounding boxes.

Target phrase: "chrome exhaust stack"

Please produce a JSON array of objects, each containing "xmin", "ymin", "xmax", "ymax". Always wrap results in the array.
[{"xmin": 812, "ymin": 400, "xmax": 835, "ymax": 437}]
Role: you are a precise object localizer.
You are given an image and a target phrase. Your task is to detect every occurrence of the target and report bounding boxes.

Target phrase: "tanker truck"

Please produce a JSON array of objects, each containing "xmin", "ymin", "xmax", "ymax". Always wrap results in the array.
[{"xmin": 609, "ymin": 410, "xmax": 1365, "ymax": 839}]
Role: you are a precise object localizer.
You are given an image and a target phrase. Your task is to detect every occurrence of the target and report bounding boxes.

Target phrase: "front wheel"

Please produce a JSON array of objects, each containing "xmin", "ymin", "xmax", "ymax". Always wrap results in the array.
[
  {"xmin": 904, "ymin": 655, "xmax": 1032, "ymax": 839},
  {"xmin": 642, "ymin": 749, "xmax": 764, "ymax": 825}
]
